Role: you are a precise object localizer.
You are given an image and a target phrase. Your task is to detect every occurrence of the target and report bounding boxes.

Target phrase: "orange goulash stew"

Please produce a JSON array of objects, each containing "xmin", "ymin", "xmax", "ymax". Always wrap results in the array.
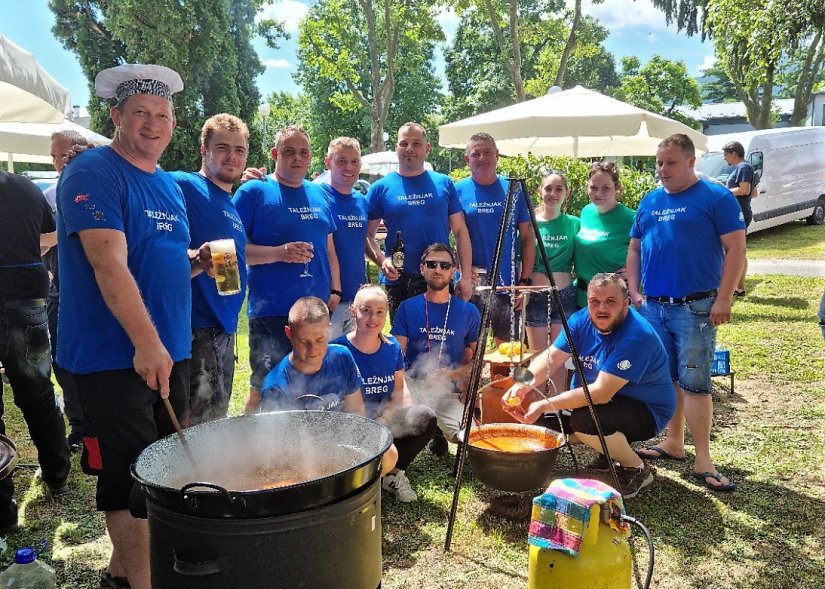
[{"xmin": 467, "ymin": 426, "xmax": 562, "ymax": 453}]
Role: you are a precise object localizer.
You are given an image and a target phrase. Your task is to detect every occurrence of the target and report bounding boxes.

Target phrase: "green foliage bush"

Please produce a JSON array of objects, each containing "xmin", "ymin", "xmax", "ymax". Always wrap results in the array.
[{"xmin": 448, "ymin": 154, "xmax": 658, "ymax": 215}]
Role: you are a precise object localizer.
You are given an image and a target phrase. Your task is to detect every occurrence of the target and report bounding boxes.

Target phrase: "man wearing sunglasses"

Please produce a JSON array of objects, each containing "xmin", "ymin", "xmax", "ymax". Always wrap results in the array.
[{"xmin": 391, "ymin": 244, "xmax": 481, "ymax": 452}]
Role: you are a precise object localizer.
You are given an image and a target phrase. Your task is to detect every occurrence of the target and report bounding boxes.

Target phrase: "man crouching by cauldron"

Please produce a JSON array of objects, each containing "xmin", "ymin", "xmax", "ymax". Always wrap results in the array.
[
  {"xmin": 256, "ymin": 296, "xmax": 398, "ymax": 474},
  {"xmin": 502, "ymin": 273, "xmax": 675, "ymax": 499}
]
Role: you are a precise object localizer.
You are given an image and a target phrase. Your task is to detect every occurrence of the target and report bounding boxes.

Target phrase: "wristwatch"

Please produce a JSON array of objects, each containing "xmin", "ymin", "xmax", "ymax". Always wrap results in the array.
[
  {"xmin": 330, "ymin": 288, "xmax": 344, "ymax": 299},
  {"xmin": 518, "ymin": 278, "xmax": 533, "ymax": 286}
]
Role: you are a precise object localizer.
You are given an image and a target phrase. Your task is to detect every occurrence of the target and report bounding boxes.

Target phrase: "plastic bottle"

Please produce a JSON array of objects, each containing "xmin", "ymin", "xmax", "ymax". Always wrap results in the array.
[{"xmin": 0, "ymin": 547, "xmax": 57, "ymax": 588}]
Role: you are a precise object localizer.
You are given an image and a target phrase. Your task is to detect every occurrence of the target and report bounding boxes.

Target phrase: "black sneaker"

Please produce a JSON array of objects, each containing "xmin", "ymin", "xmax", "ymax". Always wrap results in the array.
[
  {"xmin": 618, "ymin": 462, "xmax": 654, "ymax": 499},
  {"xmin": 429, "ymin": 433, "xmax": 448, "ymax": 457},
  {"xmin": 585, "ymin": 454, "xmax": 613, "ymax": 471},
  {"xmin": 48, "ymin": 482, "xmax": 71, "ymax": 497}
]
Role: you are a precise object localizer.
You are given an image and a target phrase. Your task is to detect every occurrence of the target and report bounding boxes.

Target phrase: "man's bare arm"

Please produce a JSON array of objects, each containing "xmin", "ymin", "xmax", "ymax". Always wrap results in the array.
[
  {"xmin": 326, "ymin": 234, "xmax": 341, "ymax": 310},
  {"xmin": 245, "ymin": 241, "xmax": 313, "ymax": 266},
  {"xmin": 626, "ymin": 237, "xmax": 643, "ymax": 307},
  {"xmin": 78, "ymin": 228, "xmax": 173, "ymax": 396},
  {"xmin": 711, "ymin": 229, "xmax": 746, "ymax": 326},
  {"xmin": 449, "ymin": 212, "xmax": 474, "ymax": 300},
  {"xmin": 365, "ymin": 219, "xmax": 400, "ymax": 281},
  {"xmin": 517, "ymin": 220, "xmax": 536, "ymax": 281}
]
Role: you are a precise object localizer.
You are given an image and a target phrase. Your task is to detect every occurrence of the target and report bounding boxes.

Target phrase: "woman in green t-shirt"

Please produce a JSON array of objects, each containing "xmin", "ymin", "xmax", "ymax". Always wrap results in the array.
[
  {"xmin": 573, "ymin": 161, "xmax": 636, "ymax": 307},
  {"xmin": 525, "ymin": 171, "xmax": 580, "ymax": 393}
]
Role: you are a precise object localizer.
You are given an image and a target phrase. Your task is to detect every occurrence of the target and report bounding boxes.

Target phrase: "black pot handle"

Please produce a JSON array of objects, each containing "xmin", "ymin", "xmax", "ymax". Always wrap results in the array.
[
  {"xmin": 181, "ymin": 481, "xmax": 230, "ymax": 497},
  {"xmin": 173, "ymin": 552, "xmax": 224, "ymax": 577},
  {"xmin": 180, "ymin": 482, "xmax": 247, "ymax": 510}
]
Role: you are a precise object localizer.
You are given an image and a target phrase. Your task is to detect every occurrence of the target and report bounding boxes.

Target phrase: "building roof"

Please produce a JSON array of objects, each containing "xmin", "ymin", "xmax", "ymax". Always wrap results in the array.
[{"xmin": 678, "ymin": 99, "xmax": 796, "ymax": 121}]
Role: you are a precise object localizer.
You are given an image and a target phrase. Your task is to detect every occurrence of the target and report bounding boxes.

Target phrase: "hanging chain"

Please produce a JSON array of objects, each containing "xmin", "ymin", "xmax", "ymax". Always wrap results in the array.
[{"xmin": 508, "ymin": 182, "xmax": 520, "ymax": 374}]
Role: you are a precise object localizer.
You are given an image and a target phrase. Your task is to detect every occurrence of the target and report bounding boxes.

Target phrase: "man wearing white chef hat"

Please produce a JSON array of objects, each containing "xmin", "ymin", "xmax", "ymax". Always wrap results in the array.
[{"xmin": 56, "ymin": 63, "xmax": 204, "ymax": 589}]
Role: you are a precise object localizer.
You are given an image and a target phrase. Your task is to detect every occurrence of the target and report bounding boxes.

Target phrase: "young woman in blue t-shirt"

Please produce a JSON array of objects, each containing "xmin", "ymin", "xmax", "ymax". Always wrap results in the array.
[{"xmin": 333, "ymin": 285, "xmax": 438, "ymax": 503}]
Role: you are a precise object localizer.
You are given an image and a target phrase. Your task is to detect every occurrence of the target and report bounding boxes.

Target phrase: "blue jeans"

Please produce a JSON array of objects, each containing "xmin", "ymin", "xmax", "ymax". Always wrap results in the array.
[
  {"xmin": 639, "ymin": 297, "xmax": 716, "ymax": 394},
  {"xmin": 0, "ymin": 299, "xmax": 71, "ymax": 522},
  {"xmin": 525, "ymin": 284, "xmax": 577, "ymax": 327}
]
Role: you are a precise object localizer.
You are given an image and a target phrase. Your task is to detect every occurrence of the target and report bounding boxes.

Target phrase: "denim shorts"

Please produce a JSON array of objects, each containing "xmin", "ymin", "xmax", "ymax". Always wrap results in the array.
[
  {"xmin": 525, "ymin": 284, "xmax": 577, "ymax": 327},
  {"xmin": 638, "ymin": 297, "xmax": 716, "ymax": 394}
]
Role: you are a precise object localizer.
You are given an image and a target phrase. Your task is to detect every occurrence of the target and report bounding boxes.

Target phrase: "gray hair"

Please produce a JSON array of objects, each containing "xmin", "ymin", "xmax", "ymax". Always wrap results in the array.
[{"xmin": 51, "ymin": 130, "xmax": 88, "ymax": 146}]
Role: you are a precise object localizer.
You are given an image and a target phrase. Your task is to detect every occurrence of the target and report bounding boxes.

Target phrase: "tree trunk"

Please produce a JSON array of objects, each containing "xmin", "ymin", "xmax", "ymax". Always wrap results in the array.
[
  {"xmin": 483, "ymin": 0, "xmax": 525, "ymax": 102},
  {"xmin": 508, "ymin": 0, "xmax": 525, "ymax": 101},
  {"xmin": 554, "ymin": 0, "xmax": 582, "ymax": 88},
  {"xmin": 790, "ymin": 33, "xmax": 825, "ymax": 126}
]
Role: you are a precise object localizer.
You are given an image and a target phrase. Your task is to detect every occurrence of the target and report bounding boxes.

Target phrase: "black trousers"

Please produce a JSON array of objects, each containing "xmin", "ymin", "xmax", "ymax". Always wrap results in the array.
[
  {"xmin": 386, "ymin": 405, "xmax": 439, "ymax": 470},
  {"xmin": 386, "ymin": 273, "xmax": 428, "ymax": 319},
  {"xmin": 0, "ymin": 299, "xmax": 71, "ymax": 524}
]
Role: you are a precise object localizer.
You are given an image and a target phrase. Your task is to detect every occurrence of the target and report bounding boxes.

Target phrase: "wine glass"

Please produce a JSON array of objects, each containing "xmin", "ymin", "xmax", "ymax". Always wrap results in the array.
[{"xmin": 300, "ymin": 243, "xmax": 314, "ymax": 278}]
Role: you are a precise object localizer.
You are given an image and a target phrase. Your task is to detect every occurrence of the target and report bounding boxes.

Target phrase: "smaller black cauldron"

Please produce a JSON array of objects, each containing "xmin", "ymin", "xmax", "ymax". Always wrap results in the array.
[{"xmin": 466, "ymin": 423, "xmax": 565, "ymax": 493}]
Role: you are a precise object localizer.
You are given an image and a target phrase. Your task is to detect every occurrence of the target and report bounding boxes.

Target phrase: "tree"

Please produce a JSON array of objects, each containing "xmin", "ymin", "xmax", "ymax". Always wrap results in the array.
[
  {"xmin": 443, "ymin": 5, "xmax": 616, "ymax": 120},
  {"xmin": 48, "ymin": 0, "xmax": 285, "ymax": 169},
  {"xmin": 297, "ymin": 0, "xmax": 443, "ymax": 153},
  {"xmin": 443, "ymin": 7, "xmax": 528, "ymax": 121},
  {"xmin": 700, "ymin": 62, "xmax": 738, "ymax": 103},
  {"xmin": 651, "ymin": 0, "xmax": 825, "ymax": 129},
  {"xmin": 448, "ymin": 0, "xmax": 602, "ymax": 104},
  {"xmin": 613, "ymin": 55, "xmax": 702, "ymax": 127},
  {"xmin": 778, "ymin": 36, "xmax": 825, "ymax": 125},
  {"xmin": 524, "ymin": 16, "xmax": 618, "ymax": 96}
]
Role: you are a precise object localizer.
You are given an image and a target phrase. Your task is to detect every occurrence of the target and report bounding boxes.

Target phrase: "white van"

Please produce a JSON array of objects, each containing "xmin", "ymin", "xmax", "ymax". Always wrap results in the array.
[{"xmin": 696, "ymin": 127, "xmax": 825, "ymax": 233}]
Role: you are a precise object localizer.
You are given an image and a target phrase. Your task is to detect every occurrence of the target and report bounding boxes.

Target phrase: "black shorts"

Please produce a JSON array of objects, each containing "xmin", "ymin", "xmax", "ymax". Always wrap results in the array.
[
  {"xmin": 539, "ymin": 395, "xmax": 656, "ymax": 443},
  {"xmin": 73, "ymin": 361, "xmax": 189, "ymax": 511}
]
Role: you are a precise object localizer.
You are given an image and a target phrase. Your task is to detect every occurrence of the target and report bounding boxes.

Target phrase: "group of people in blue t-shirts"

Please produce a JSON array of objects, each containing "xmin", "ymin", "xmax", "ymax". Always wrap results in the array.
[{"xmin": 16, "ymin": 62, "xmax": 749, "ymax": 588}]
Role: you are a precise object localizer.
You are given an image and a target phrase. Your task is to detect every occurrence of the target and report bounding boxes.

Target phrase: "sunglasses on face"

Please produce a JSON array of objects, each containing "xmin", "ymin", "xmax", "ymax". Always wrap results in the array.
[{"xmin": 423, "ymin": 260, "xmax": 453, "ymax": 270}]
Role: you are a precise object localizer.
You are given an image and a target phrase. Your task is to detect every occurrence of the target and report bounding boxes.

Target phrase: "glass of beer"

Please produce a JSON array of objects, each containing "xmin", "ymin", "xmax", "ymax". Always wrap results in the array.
[{"xmin": 210, "ymin": 238, "xmax": 241, "ymax": 296}]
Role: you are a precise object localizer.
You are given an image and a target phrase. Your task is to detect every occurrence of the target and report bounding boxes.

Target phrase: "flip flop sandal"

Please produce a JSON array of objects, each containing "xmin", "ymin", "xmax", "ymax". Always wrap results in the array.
[
  {"xmin": 636, "ymin": 445, "xmax": 685, "ymax": 461},
  {"xmin": 691, "ymin": 470, "xmax": 736, "ymax": 492}
]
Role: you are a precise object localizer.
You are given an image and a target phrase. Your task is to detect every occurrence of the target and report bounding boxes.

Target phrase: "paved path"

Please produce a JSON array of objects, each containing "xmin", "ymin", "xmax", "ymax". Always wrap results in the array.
[{"xmin": 748, "ymin": 259, "xmax": 825, "ymax": 277}]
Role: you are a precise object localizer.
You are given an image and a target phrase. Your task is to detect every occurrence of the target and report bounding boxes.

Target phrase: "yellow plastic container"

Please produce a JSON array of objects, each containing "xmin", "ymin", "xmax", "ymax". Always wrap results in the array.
[{"xmin": 528, "ymin": 504, "xmax": 631, "ymax": 589}]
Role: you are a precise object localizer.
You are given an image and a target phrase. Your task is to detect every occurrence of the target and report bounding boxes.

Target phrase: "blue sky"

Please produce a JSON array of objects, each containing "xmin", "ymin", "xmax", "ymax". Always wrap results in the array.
[{"xmin": 0, "ymin": 0, "xmax": 715, "ymax": 112}]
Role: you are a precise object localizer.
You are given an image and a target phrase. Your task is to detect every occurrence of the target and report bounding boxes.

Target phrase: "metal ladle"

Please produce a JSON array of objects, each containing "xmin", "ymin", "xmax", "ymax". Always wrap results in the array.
[{"xmin": 513, "ymin": 292, "xmax": 533, "ymax": 384}]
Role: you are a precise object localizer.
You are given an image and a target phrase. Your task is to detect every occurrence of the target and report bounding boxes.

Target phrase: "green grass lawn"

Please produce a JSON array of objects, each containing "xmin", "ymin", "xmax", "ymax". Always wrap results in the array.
[
  {"xmin": 747, "ymin": 221, "xmax": 825, "ymax": 260},
  {"xmin": 2, "ymin": 275, "xmax": 823, "ymax": 588}
]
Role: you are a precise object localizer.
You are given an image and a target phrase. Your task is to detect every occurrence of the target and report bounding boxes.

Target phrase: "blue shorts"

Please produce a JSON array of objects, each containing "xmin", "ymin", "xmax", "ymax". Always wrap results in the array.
[
  {"xmin": 525, "ymin": 284, "xmax": 577, "ymax": 327},
  {"xmin": 638, "ymin": 297, "xmax": 716, "ymax": 394},
  {"xmin": 248, "ymin": 316, "xmax": 291, "ymax": 391}
]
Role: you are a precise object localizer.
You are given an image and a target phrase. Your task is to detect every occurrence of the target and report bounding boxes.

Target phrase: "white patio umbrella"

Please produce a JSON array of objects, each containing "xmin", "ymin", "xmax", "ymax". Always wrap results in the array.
[
  {"xmin": 360, "ymin": 151, "xmax": 433, "ymax": 176},
  {"xmin": 0, "ymin": 35, "xmax": 72, "ymax": 124},
  {"xmin": 0, "ymin": 119, "xmax": 111, "ymax": 172},
  {"xmin": 438, "ymin": 85, "xmax": 707, "ymax": 157}
]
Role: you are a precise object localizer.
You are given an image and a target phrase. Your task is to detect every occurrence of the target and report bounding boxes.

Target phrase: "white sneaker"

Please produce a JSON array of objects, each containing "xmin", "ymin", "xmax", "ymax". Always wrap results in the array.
[{"xmin": 382, "ymin": 470, "xmax": 417, "ymax": 502}]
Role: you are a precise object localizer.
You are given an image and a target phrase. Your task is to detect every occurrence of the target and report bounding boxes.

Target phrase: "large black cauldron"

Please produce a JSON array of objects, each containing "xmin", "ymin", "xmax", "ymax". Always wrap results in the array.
[{"xmin": 132, "ymin": 411, "xmax": 392, "ymax": 589}]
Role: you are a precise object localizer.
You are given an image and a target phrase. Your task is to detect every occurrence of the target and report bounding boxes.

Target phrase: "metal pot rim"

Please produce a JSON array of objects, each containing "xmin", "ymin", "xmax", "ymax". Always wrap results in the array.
[{"xmin": 464, "ymin": 423, "xmax": 566, "ymax": 456}]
